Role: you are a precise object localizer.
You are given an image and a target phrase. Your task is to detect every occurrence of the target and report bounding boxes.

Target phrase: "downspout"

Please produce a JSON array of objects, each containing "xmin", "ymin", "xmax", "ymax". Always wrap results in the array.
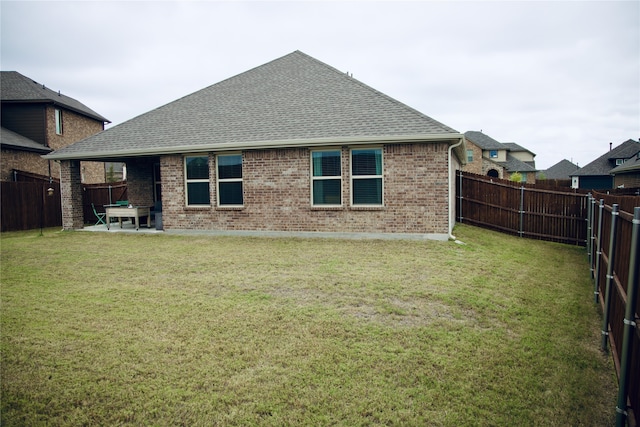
[{"xmin": 448, "ymin": 136, "xmax": 465, "ymax": 240}]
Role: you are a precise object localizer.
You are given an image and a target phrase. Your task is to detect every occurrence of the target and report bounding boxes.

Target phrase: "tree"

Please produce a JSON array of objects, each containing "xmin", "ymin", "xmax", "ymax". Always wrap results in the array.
[{"xmin": 510, "ymin": 172, "xmax": 523, "ymax": 183}]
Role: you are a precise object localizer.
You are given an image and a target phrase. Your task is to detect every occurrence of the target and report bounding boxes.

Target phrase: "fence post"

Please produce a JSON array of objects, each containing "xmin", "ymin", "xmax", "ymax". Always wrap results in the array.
[
  {"xmin": 594, "ymin": 199, "xmax": 605, "ymax": 304},
  {"xmin": 615, "ymin": 207, "xmax": 640, "ymax": 426},
  {"xmin": 519, "ymin": 185, "xmax": 525, "ymax": 238},
  {"xmin": 601, "ymin": 204, "xmax": 620, "ymax": 352},
  {"xmin": 458, "ymin": 170, "xmax": 463, "ymax": 223},
  {"xmin": 587, "ymin": 193, "xmax": 593, "ymax": 260}
]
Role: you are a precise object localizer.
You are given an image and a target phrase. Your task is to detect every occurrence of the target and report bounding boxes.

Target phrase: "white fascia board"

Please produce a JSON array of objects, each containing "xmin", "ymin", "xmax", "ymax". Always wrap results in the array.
[{"xmin": 44, "ymin": 133, "xmax": 464, "ymax": 160}]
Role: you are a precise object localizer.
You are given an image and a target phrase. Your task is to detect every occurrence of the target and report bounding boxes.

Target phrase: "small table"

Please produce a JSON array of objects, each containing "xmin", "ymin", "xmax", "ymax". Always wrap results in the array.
[{"xmin": 105, "ymin": 206, "xmax": 151, "ymax": 230}]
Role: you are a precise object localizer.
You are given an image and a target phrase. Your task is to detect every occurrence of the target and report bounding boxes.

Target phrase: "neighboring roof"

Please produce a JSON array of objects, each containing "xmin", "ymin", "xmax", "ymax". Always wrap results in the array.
[
  {"xmin": 464, "ymin": 131, "xmax": 504, "ymax": 150},
  {"xmin": 571, "ymin": 139, "xmax": 640, "ymax": 176},
  {"xmin": 45, "ymin": 51, "xmax": 463, "ymax": 161},
  {"xmin": 464, "ymin": 131, "xmax": 536, "ymax": 172},
  {"xmin": 0, "ymin": 126, "xmax": 51, "ymax": 153},
  {"xmin": 501, "ymin": 154, "xmax": 537, "ymax": 173},
  {"xmin": 610, "ymin": 153, "xmax": 640, "ymax": 174},
  {"xmin": 541, "ymin": 159, "xmax": 579, "ymax": 180},
  {"xmin": 503, "ymin": 142, "xmax": 536, "ymax": 157},
  {"xmin": 1, "ymin": 71, "xmax": 110, "ymax": 123}
]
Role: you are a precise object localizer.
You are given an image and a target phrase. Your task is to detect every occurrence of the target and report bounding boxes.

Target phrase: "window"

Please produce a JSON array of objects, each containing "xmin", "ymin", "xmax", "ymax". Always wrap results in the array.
[
  {"xmin": 489, "ymin": 150, "xmax": 498, "ymax": 158},
  {"xmin": 55, "ymin": 109, "xmax": 63, "ymax": 135},
  {"xmin": 351, "ymin": 148, "xmax": 383, "ymax": 205},
  {"xmin": 311, "ymin": 150, "xmax": 342, "ymax": 205},
  {"xmin": 616, "ymin": 159, "xmax": 624, "ymax": 166},
  {"xmin": 217, "ymin": 154, "xmax": 243, "ymax": 206},
  {"xmin": 184, "ymin": 155, "xmax": 210, "ymax": 206},
  {"xmin": 467, "ymin": 149, "xmax": 474, "ymax": 162}
]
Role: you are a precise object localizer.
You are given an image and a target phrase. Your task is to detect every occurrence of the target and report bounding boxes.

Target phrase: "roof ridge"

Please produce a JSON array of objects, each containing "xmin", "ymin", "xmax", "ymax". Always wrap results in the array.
[{"xmin": 294, "ymin": 51, "xmax": 458, "ymax": 133}]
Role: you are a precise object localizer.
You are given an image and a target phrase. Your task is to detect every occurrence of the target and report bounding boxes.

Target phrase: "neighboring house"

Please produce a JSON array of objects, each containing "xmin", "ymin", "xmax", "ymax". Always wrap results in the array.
[
  {"xmin": 46, "ymin": 51, "xmax": 467, "ymax": 240},
  {"xmin": 538, "ymin": 159, "xmax": 579, "ymax": 180},
  {"xmin": 1, "ymin": 71, "xmax": 113, "ymax": 183},
  {"xmin": 610, "ymin": 151, "xmax": 640, "ymax": 189},
  {"xmin": 463, "ymin": 131, "xmax": 537, "ymax": 183},
  {"xmin": 570, "ymin": 139, "xmax": 640, "ymax": 190}
]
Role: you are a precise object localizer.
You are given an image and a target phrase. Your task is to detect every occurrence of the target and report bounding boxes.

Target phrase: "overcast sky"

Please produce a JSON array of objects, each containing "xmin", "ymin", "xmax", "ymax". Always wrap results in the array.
[{"xmin": 1, "ymin": 1, "xmax": 638, "ymax": 170}]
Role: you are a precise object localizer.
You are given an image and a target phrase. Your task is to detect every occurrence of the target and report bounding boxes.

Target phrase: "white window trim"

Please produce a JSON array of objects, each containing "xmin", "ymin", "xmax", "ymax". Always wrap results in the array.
[
  {"xmin": 350, "ymin": 147, "xmax": 384, "ymax": 207},
  {"xmin": 310, "ymin": 149, "xmax": 343, "ymax": 207},
  {"xmin": 184, "ymin": 154, "xmax": 211, "ymax": 207},
  {"xmin": 55, "ymin": 108, "xmax": 63, "ymax": 135},
  {"xmin": 216, "ymin": 153, "xmax": 244, "ymax": 207}
]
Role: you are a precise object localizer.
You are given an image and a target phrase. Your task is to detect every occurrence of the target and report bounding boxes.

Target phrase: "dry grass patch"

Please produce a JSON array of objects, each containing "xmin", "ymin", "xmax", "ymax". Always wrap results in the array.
[{"xmin": 1, "ymin": 225, "xmax": 617, "ymax": 426}]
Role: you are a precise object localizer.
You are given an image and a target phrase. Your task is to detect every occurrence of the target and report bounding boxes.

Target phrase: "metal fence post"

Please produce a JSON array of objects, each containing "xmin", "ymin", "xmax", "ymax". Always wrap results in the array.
[
  {"xmin": 587, "ymin": 193, "xmax": 593, "ymax": 259},
  {"xmin": 615, "ymin": 207, "xmax": 640, "ymax": 426},
  {"xmin": 458, "ymin": 170, "xmax": 463, "ymax": 223},
  {"xmin": 519, "ymin": 185, "xmax": 525, "ymax": 238},
  {"xmin": 601, "ymin": 204, "xmax": 620, "ymax": 352},
  {"xmin": 594, "ymin": 199, "xmax": 605, "ymax": 304}
]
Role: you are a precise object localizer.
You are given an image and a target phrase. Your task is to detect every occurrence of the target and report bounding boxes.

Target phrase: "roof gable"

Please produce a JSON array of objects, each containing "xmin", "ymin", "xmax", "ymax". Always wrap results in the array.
[
  {"xmin": 1, "ymin": 71, "xmax": 110, "ymax": 123},
  {"xmin": 46, "ymin": 51, "xmax": 460, "ymax": 160},
  {"xmin": 572, "ymin": 139, "xmax": 640, "ymax": 176}
]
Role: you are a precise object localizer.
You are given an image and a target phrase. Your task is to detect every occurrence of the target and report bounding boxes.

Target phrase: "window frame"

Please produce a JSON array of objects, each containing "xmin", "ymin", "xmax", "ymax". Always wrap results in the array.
[
  {"xmin": 184, "ymin": 154, "xmax": 211, "ymax": 207},
  {"xmin": 216, "ymin": 153, "xmax": 244, "ymax": 207},
  {"xmin": 489, "ymin": 150, "xmax": 498, "ymax": 159},
  {"xmin": 466, "ymin": 149, "xmax": 474, "ymax": 162},
  {"xmin": 350, "ymin": 147, "xmax": 383, "ymax": 207},
  {"xmin": 310, "ymin": 149, "xmax": 343, "ymax": 207},
  {"xmin": 54, "ymin": 108, "xmax": 63, "ymax": 135}
]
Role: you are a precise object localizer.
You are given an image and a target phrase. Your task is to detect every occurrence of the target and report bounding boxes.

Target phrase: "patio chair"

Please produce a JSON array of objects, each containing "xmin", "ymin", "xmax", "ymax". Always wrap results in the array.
[{"xmin": 91, "ymin": 203, "xmax": 106, "ymax": 226}]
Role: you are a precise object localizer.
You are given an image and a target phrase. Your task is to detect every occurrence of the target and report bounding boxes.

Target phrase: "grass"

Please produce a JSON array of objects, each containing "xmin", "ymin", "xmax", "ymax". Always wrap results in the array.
[{"xmin": 0, "ymin": 224, "xmax": 617, "ymax": 426}]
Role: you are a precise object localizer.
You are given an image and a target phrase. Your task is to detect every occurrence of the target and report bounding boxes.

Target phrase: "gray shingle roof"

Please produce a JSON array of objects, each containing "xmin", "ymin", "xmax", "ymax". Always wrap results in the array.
[
  {"xmin": 46, "ymin": 51, "xmax": 461, "ymax": 160},
  {"xmin": 503, "ymin": 142, "xmax": 536, "ymax": 156},
  {"xmin": 464, "ymin": 131, "xmax": 504, "ymax": 150},
  {"xmin": 541, "ymin": 159, "xmax": 579, "ymax": 180},
  {"xmin": 1, "ymin": 71, "xmax": 110, "ymax": 123},
  {"xmin": 0, "ymin": 126, "xmax": 51, "ymax": 153},
  {"xmin": 610, "ymin": 153, "xmax": 640, "ymax": 174},
  {"xmin": 571, "ymin": 139, "xmax": 640, "ymax": 176},
  {"xmin": 497, "ymin": 154, "xmax": 537, "ymax": 173}
]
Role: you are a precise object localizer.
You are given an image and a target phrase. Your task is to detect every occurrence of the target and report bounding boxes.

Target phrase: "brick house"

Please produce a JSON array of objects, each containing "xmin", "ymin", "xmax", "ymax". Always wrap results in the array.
[
  {"xmin": 1, "ymin": 71, "xmax": 112, "ymax": 183},
  {"xmin": 46, "ymin": 51, "xmax": 467, "ymax": 240},
  {"xmin": 463, "ymin": 131, "xmax": 537, "ymax": 183}
]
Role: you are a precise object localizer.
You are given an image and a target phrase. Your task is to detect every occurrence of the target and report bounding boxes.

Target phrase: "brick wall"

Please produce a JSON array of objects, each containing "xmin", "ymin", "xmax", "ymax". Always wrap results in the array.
[
  {"xmin": 125, "ymin": 159, "xmax": 155, "ymax": 207},
  {"xmin": 461, "ymin": 140, "xmax": 483, "ymax": 175},
  {"xmin": 60, "ymin": 160, "xmax": 84, "ymax": 229},
  {"xmin": 614, "ymin": 173, "xmax": 640, "ymax": 189},
  {"xmin": 1, "ymin": 148, "xmax": 51, "ymax": 181},
  {"xmin": 45, "ymin": 106, "xmax": 106, "ymax": 184},
  {"xmin": 154, "ymin": 142, "xmax": 451, "ymax": 235}
]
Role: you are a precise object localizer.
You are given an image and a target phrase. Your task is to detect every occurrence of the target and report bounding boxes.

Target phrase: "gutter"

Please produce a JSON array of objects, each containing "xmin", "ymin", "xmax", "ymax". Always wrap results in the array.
[
  {"xmin": 448, "ymin": 136, "xmax": 465, "ymax": 240},
  {"xmin": 44, "ymin": 133, "xmax": 465, "ymax": 161}
]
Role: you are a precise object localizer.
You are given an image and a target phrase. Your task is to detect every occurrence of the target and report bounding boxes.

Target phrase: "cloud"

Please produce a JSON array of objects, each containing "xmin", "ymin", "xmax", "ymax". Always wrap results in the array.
[{"xmin": 1, "ymin": 0, "xmax": 637, "ymax": 170}]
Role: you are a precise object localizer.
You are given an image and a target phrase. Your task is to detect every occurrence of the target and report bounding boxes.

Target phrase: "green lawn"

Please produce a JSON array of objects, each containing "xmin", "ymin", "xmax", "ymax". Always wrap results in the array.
[{"xmin": 1, "ymin": 224, "xmax": 617, "ymax": 426}]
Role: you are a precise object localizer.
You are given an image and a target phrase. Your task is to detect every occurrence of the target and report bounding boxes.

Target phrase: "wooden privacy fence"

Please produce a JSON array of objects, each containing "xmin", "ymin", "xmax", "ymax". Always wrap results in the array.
[
  {"xmin": 587, "ymin": 195, "xmax": 639, "ymax": 427},
  {"xmin": 1, "ymin": 181, "xmax": 62, "ymax": 232},
  {"xmin": 457, "ymin": 171, "xmax": 640, "ymax": 425},
  {"xmin": 82, "ymin": 181, "xmax": 128, "ymax": 224},
  {"xmin": 1, "ymin": 175, "xmax": 62, "ymax": 232},
  {"xmin": 456, "ymin": 171, "xmax": 588, "ymax": 245}
]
